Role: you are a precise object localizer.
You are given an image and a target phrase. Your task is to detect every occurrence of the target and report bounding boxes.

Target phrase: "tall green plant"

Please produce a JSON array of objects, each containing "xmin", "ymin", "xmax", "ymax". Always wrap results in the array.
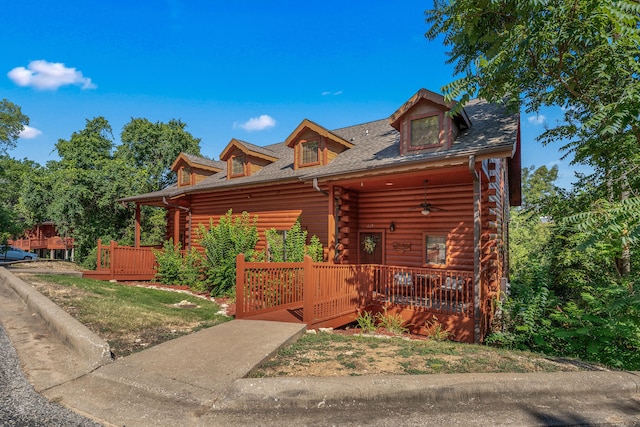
[
  {"xmin": 198, "ymin": 210, "xmax": 258, "ymax": 295},
  {"xmin": 152, "ymin": 240, "xmax": 205, "ymax": 289},
  {"xmin": 153, "ymin": 239, "xmax": 185, "ymax": 285},
  {"xmin": 265, "ymin": 220, "xmax": 324, "ymax": 262}
]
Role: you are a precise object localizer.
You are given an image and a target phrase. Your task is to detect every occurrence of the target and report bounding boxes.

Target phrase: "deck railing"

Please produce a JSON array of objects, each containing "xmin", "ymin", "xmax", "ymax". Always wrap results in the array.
[
  {"xmin": 373, "ymin": 265, "xmax": 474, "ymax": 317},
  {"xmin": 9, "ymin": 236, "xmax": 74, "ymax": 251},
  {"xmin": 236, "ymin": 254, "xmax": 475, "ymax": 329},
  {"xmin": 84, "ymin": 239, "xmax": 157, "ymax": 281}
]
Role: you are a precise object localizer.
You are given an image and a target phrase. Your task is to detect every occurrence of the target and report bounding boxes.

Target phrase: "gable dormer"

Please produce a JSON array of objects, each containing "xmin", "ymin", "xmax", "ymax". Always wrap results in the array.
[
  {"xmin": 285, "ymin": 119, "xmax": 354, "ymax": 170},
  {"xmin": 170, "ymin": 153, "xmax": 224, "ymax": 187},
  {"xmin": 389, "ymin": 89, "xmax": 471, "ymax": 156},
  {"xmin": 219, "ymin": 139, "xmax": 278, "ymax": 179}
]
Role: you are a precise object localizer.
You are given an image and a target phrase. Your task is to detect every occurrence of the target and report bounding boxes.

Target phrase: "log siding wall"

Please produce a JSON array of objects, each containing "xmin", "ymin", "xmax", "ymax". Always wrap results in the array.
[
  {"xmin": 167, "ymin": 181, "xmax": 330, "ymax": 255},
  {"xmin": 355, "ymin": 183, "xmax": 474, "ymax": 270}
]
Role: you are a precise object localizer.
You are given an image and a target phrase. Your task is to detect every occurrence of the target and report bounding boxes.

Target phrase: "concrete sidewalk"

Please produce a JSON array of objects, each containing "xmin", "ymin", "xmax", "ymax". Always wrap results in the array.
[{"xmin": 1, "ymin": 266, "xmax": 639, "ymax": 426}]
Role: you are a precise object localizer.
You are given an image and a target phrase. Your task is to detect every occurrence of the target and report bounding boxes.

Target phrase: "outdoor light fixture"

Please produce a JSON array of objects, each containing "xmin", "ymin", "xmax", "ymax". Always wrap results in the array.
[
  {"xmin": 421, "ymin": 207, "xmax": 431, "ymax": 216},
  {"xmin": 390, "ymin": 222, "xmax": 396, "ymax": 232}
]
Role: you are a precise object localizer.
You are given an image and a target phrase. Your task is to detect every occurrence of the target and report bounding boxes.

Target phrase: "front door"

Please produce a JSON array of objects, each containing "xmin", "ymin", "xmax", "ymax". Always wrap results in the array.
[{"xmin": 359, "ymin": 231, "xmax": 384, "ymax": 264}]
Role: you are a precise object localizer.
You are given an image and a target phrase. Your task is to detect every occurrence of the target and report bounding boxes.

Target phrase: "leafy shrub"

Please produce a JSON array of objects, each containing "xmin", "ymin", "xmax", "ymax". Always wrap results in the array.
[
  {"xmin": 307, "ymin": 235, "xmax": 324, "ymax": 262},
  {"xmin": 265, "ymin": 220, "xmax": 324, "ymax": 262},
  {"xmin": 153, "ymin": 239, "xmax": 184, "ymax": 285},
  {"xmin": 355, "ymin": 310, "xmax": 377, "ymax": 333},
  {"xmin": 198, "ymin": 210, "xmax": 258, "ymax": 296},
  {"xmin": 375, "ymin": 309, "xmax": 408, "ymax": 335},
  {"xmin": 153, "ymin": 240, "xmax": 205, "ymax": 290},
  {"xmin": 80, "ymin": 245, "xmax": 98, "ymax": 270},
  {"xmin": 424, "ymin": 316, "xmax": 453, "ymax": 341},
  {"xmin": 498, "ymin": 216, "xmax": 640, "ymax": 370}
]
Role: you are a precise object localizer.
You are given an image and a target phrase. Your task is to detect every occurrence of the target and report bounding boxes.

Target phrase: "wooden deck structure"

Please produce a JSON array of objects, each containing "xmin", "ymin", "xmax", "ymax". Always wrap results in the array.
[
  {"xmin": 235, "ymin": 254, "xmax": 479, "ymax": 343},
  {"xmin": 82, "ymin": 245, "xmax": 484, "ymax": 342},
  {"xmin": 9, "ymin": 222, "xmax": 75, "ymax": 260},
  {"xmin": 83, "ymin": 239, "xmax": 158, "ymax": 281}
]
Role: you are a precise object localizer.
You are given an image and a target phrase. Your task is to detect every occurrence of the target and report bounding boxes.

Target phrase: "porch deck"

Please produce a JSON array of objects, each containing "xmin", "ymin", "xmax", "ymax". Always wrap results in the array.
[
  {"xmin": 235, "ymin": 254, "xmax": 477, "ymax": 342},
  {"xmin": 82, "ymin": 242, "xmax": 481, "ymax": 342}
]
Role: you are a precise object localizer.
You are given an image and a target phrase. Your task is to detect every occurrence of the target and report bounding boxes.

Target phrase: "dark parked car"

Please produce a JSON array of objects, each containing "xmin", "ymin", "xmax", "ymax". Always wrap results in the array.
[{"xmin": 0, "ymin": 245, "xmax": 38, "ymax": 261}]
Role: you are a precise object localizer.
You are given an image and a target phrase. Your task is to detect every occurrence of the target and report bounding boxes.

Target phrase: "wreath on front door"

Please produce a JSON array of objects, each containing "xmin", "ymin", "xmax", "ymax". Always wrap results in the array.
[{"xmin": 363, "ymin": 235, "xmax": 377, "ymax": 254}]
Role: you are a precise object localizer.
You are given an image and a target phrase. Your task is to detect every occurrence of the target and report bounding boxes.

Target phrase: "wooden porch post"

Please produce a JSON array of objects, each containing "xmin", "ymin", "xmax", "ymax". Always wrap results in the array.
[
  {"xmin": 328, "ymin": 185, "xmax": 336, "ymax": 264},
  {"xmin": 173, "ymin": 208, "xmax": 180, "ymax": 247},
  {"xmin": 235, "ymin": 253, "xmax": 245, "ymax": 319},
  {"xmin": 134, "ymin": 204, "xmax": 141, "ymax": 248},
  {"xmin": 471, "ymin": 158, "xmax": 482, "ymax": 343},
  {"xmin": 302, "ymin": 255, "xmax": 314, "ymax": 326},
  {"xmin": 110, "ymin": 240, "xmax": 117, "ymax": 277}
]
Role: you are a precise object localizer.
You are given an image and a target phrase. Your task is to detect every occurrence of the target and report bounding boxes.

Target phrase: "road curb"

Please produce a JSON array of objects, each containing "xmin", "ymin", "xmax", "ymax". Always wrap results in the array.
[
  {"xmin": 0, "ymin": 267, "xmax": 113, "ymax": 370},
  {"xmin": 222, "ymin": 370, "xmax": 640, "ymax": 410}
]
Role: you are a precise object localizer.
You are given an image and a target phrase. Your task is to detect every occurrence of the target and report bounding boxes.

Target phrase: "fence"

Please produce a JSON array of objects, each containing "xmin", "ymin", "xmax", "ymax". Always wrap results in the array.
[
  {"xmin": 83, "ymin": 240, "xmax": 157, "ymax": 281},
  {"xmin": 236, "ymin": 254, "xmax": 476, "ymax": 334},
  {"xmin": 9, "ymin": 236, "xmax": 74, "ymax": 251}
]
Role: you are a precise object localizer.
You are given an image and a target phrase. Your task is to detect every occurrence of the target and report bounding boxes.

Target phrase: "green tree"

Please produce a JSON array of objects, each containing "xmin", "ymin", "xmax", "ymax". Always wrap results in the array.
[
  {"xmin": 118, "ymin": 118, "xmax": 202, "ymax": 246},
  {"xmin": 118, "ymin": 118, "xmax": 202, "ymax": 192},
  {"xmin": 491, "ymin": 165, "xmax": 640, "ymax": 369},
  {"xmin": 426, "ymin": 0, "xmax": 640, "ymax": 275},
  {"xmin": 20, "ymin": 117, "xmax": 148, "ymax": 262},
  {"xmin": 0, "ymin": 100, "xmax": 30, "ymax": 243},
  {"xmin": 425, "ymin": 0, "xmax": 640, "ymax": 147},
  {"xmin": 0, "ymin": 99, "xmax": 29, "ymax": 154},
  {"xmin": 509, "ymin": 165, "xmax": 560, "ymax": 293}
]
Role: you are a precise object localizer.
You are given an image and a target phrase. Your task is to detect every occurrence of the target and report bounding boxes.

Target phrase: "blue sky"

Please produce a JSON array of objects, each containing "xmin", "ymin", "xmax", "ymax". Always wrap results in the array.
[{"xmin": 2, "ymin": 1, "xmax": 585, "ymax": 188}]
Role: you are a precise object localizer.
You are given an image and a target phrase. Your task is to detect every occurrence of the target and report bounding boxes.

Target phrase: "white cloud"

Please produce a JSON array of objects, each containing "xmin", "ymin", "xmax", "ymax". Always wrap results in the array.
[
  {"xmin": 8, "ymin": 60, "xmax": 96, "ymax": 90},
  {"xmin": 235, "ymin": 115, "xmax": 276, "ymax": 132},
  {"xmin": 322, "ymin": 90, "xmax": 343, "ymax": 96},
  {"xmin": 527, "ymin": 114, "xmax": 546, "ymax": 125},
  {"xmin": 19, "ymin": 125, "xmax": 42, "ymax": 139}
]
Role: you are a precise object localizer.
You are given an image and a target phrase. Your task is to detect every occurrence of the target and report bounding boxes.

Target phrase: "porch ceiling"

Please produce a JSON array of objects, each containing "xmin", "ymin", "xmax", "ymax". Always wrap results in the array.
[{"xmin": 329, "ymin": 165, "xmax": 472, "ymax": 191}]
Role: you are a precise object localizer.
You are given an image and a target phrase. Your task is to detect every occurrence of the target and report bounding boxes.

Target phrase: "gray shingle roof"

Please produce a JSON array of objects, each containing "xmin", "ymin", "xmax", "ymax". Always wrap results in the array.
[
  {"xmin": 231, "ymin": 139, "xmax": 279, "ymax": 159},
  {"xmin": 181, "ymin": 153, "xmax": 225, "ymax": 170},
  {"xmin": 120, "ymin": 97, "xmax": 517, "ymax": 203},
  {"xmin": 304, "ymin": 98, "xmax": 517, "ymax": 180}
]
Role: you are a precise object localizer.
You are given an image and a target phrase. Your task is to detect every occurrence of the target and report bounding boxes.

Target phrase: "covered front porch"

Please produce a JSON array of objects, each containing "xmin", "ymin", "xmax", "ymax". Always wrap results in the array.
[{"xmin": 235, "ymin": 254, "xmax": 484, "ymax": 343}]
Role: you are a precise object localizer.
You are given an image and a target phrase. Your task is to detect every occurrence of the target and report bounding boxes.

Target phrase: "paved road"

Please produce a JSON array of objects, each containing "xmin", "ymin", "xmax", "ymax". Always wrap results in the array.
[{"xmin": 0, "ymin": 325, "xmax": 101, "ymax": 427}]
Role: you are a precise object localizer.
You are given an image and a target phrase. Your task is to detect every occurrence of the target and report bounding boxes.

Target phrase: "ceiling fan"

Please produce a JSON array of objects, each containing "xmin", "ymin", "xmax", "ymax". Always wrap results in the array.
[{"xmin": 414, "ymin": 180, "xmax": 445, "ymax": 216}]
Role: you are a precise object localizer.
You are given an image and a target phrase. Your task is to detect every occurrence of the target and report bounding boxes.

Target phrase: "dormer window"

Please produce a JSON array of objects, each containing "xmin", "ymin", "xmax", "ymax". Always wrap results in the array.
[
  {"xmin": 389, "ymin": 89, "xmax": 472, "ymax": 156},
  {"xmin": 285, "ymin": 120, "xmax": 353, "ymax": 170},
  {"xmin": 410, "ymin": 114, "xmax": 441, "ymax": 149},
  {"xmin": 220, "ymin": 139, "xmax": 278, "ymax": 180},
  {"xmin": 300, "ymin": 140, "xmax": 320, "ymax": 166},
  {"xmin": 230, "ymin": 155, "xmax": 246, "ymax": 177},
  {"xmin": 179, "ymin": 166, "xmax": 191, "ymax": 186}
]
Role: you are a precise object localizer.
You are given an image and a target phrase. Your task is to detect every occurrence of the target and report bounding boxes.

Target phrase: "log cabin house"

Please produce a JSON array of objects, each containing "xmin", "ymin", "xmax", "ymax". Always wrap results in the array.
[
  {"xmin": 9, "ymin": 221, "xmax": 75, "ymax": 260},
  {"xmin": 86, "ymin": 89, "xmax": 521, "ymax": 342}
]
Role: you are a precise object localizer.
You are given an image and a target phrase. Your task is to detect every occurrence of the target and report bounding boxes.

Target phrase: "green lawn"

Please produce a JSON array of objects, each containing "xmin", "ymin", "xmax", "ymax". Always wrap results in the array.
[{"xmin": 27, "ymin": 274, "xmax": 231, "ymax": 357}]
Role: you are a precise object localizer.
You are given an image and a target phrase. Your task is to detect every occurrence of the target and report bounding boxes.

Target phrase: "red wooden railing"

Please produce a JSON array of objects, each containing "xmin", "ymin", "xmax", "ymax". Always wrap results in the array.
[
  {"xmin": 236, "ymin": 254, "xmax": 476, "ymax": 332},
  {"xmin": 9, "ymin": 236, "xmax": 74, "ymax": 251},
  {"xmin": 372, "ymin": 265, "xmax": 474, "ymax": 317},
  {"xmin": 83, "ymin": 240, "xmax": 157, "ymax": 281}
]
